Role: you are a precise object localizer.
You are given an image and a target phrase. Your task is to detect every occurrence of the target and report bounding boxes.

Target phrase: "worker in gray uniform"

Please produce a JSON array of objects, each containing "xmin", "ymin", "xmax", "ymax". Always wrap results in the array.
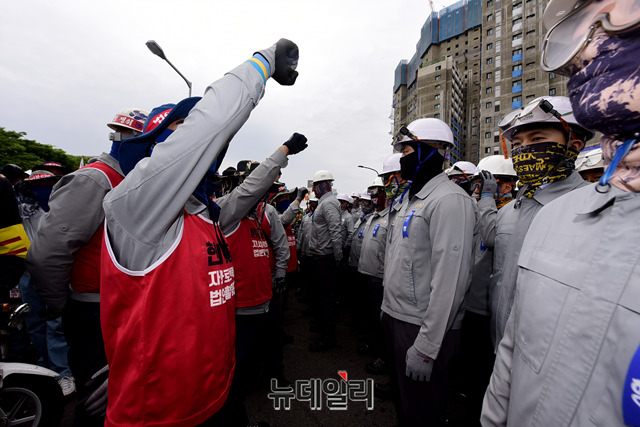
[
  {"xmin": 308, "ymin": 170, "xmax": 342, "ymax": 352},
  {"xmin": 483, "ymin": 1, "xmax": 640, "ymax": 425},
  {"xmin": 382, "ymin": 118, "xmax": 476, "ymax": 426},
  {"xmin": 477, "ymin": 96, "xmax": 594, "ymax": 350}
]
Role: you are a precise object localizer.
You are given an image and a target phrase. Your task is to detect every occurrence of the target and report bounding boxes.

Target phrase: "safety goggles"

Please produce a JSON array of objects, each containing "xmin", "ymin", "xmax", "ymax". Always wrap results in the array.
[
  {"xmin": 498, "ymin": 98, "xmax": 571, "ymax": 129},
  {"xmin": 541, "ymin": 0, "xmax": 640, "ymax": 74}
]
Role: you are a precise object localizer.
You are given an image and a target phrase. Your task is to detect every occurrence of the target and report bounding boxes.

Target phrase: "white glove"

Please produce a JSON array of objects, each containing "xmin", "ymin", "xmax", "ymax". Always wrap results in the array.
[{"xmin": 405, "ymin": 345, "xmax": 433, "ymax": 382}]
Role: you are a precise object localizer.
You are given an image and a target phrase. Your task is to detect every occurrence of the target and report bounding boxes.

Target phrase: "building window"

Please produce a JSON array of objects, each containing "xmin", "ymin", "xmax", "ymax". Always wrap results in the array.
[
  {"xmin": 525, "ymin": 62, "xmax": 535, "ymax": 68},
  {"xmin": 512, "ymin": 95, "xmax": 522, "ymax": 102},
  {"xmin": 435, "ymin": 94, "xmax": 441, "ymax": 99},
  {"xmin": 486, "ymin": 72, "xmax": 493, "ymax": 79},
  {"xmin": 526, "ymin": 29, "xmax": 536, "ymax": 36},
  {"xmin": 513, "ymin": 64, "xmax": 523, "ymax": 71},
  {"xmin": 513, "ymin": 79, "xmax": 522, "ymax": 87},
  {"xmin": 526, "ymin": 94, "xmax": 535, "ymax": 99},
  {"xmin": 549, "ymin": 88, "xmax": 557, "ymax": 96},
  {"xmin": 435, "ymin": 104, "xmax": 441, "ymax": 109},
  {"xmin": 513, "ymin": 1, "xmax": 523, "ymax": 8},
  {"xmin": 486, "ymin": 57, "xmax": 493, "ymax": 65},
  {"xmin": 435, "ymin": 84, "xmax": 441, "ymax": 89},
  {"xmin": 435, "ymin": 75, "xmax": 441, "ymax": 81},
  {"xmin": 435, "ymin": 65, "xmax": 442, "ymax": 71},
  {"xmin": 485, "ymin": 147, "xmax": 492, "ymax": 154},
  {"xmin": 487, "ymin": 43, "xmax": 493, "ymax": 50},
  {"xmin": 485, "ymin": 117, "xmax": 492, "ymax": 124},
  {"xmin": 526, "ymin": 13, "xmax": 536, "ymax": 19},
  {"xmin": 434, "ymin": 113, "xmax": 441, "ymax": 118},
  {"xmin": 495, "ymin": 104, "xmax": 501, "ymax": 112},
  {"xmin": 526, "ymin": 78, "xmax": 535, "ymax": 83},
  {"xmin": 487, "ymin": 0, "xmax": 493, "ymax": 6},
  {"xmin": 487, "ymin": 13, "xmax": 494, "ymax": 21},
  {"xmin": 549, "ymin": 73, "xmax": 556, "ymax": 79},
  {"xmin": 513, "ymin": 17, "xmax": 522, "ymax": 25},
  {"xmin": 487, "ymin": 28, "xmax": 494, "ymax": 36},
  {"xmin": 513, "ymin": 48, "xmax": 522, "ymax": 56},
  {"xmin": 526, "ymin": 45, "xmax": 536, "ymax": 51},
  {"xmin": 485, "ymin": 132, "xmax": 492, "ymax": 139},
  {"xmin": 486, "ymin": 101, "xmax": 493, "ymax": 108},
  {"xmin": 486, "ymin": 87, "xmax": 493, "ymax": 94},
  {"xmin": 512, "ymin": 33, "xmax": 523, "ymax": 41}
]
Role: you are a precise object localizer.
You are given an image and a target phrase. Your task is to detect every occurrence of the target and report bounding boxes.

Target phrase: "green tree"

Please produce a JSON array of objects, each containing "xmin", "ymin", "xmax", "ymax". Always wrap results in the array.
[{"xmin": 0, "ymin": 127, "xmax": 85, "ymax": 173}]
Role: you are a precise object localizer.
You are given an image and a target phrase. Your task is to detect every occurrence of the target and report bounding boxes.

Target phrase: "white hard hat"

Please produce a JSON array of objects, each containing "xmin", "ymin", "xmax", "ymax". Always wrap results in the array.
[
  {"xmin": 312, "ymin": 170, "xmax": 334, "ymax": 183},
  {"xmin": 447, "ymin": 161, "xmax": 477, "ymax": 177},
  {"xmin": 499, "ymin": 96, "xmax": 594, "ymax": 141},
  {"xmin": 475, "ymin": 155, "xmax": 517, "ymax": 180},
  {"xmin": 393, "ymin": 118, "xmax": 454, "ymax": 152},
  {"xmin": 351, "ymin": 191, "xmax": 360, "ymax": 199},
  {"xmin": 359, "ymin": 193, "xmax": 372, "ymax": 201},
  {"xmin": 308, "ymin": 193, "xmax": 318, "ymax": 202},
  {"xmin": 337, "ymin": 193, "xmax": 352, "ymax": 203},
  {"xmin": 107, "ymin": 108, "xmax": 149, "ymax": 133},
  {"xmin": 368, "ymin": 177, "xmax": 384, "ymax": 189},
  {"xmin": 380, "ymin": 153, "xmax": 402, "ymax": 175},
  {"xmin": 575, "ymin": 146, "xmax": 604, "ymax": 172}
]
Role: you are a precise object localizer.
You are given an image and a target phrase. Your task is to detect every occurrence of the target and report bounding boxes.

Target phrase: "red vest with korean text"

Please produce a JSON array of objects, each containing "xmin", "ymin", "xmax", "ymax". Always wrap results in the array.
[
  {"xmin": 226, "ymin": 215, "xmax": 272, "ymax": 308},
  {"xmin": 101, "ymin": 212, "xmax": 235, "ymax": 426},
  {"xmin": 285, "ymin": 225, "xmax": 297, "ymax": 273},
  {"xmin": 70, "ymin": 162, "xmax": 123, "ymax": 293}
]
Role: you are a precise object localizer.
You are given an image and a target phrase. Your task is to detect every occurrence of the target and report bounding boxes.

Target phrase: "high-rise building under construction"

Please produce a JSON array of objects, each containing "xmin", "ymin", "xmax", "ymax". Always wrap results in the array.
[{"xmin": 392, "ymin": 0, "xmax": 567, "ymax": 164}]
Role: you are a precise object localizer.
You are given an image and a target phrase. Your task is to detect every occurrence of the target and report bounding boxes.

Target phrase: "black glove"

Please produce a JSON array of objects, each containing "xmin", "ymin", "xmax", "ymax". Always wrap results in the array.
[
  {"xmin": 283, "ymin": 133, "xmax": 308, "ymax": 155},
  {"xmin": 296, "ymin": 187, "xmax": 308, "ymax": 202},
  {"xmin": 272, "ymin": 277, "xmax": 286, "ymax": 294},
  {"xmin": 272, "ymin": 39, "xmax": 299, "ymax": 85}
]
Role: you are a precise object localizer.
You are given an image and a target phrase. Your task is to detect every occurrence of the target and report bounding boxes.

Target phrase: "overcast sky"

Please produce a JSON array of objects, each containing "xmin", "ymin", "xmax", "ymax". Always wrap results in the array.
[{"xmin": 1, "ymin": 0, "xmax": 457, "ymax": 195}]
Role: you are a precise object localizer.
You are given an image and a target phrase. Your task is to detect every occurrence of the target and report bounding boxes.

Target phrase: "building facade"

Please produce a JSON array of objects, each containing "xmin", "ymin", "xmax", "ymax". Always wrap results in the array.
[{"xmin": 393, "ymin": 0, "xmax": 567, "ymax": 164}]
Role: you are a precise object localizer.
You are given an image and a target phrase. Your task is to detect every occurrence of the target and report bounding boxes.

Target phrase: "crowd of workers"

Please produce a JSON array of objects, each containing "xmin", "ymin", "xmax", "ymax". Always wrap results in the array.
[{"xmin": 0, "ymin": 1, "xmax": 639, "ymax": 425}]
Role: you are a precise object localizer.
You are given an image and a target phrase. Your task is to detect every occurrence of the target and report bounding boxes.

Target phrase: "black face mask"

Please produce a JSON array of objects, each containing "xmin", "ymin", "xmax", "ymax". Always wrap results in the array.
[{"xmin": 400, "ymin": 152, "xmax": 419, "ymax": 181}]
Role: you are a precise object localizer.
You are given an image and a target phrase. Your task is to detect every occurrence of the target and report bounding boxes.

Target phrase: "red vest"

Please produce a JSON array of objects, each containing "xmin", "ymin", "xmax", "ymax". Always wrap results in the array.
[
  {"xmin": 226, "ymin": 215, "xmax": 272, "ymax": 308},
  {"xmin": 285, "ymin": 225, "xmax": 297, "ymax": 273},
  {"xmin": 101, "ymin": 212, "xmax": 235, "ymax": 426},
  {"xmin": 70, "ymin": 162, "xmax": 123, "ymax": 293}
]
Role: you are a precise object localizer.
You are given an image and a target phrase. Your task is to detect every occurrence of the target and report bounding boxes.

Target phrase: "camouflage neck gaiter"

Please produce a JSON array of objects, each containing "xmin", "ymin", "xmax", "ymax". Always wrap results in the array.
[{"xmin": 512, "ymin": 141, "xmax": 579, "ymax": 198}]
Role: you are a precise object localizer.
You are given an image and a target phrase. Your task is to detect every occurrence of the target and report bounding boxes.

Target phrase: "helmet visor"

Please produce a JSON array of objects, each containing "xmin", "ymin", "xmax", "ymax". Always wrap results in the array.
[{"xmin": 542, "ymin": 0, "xmax": 640, "ymax": 74}]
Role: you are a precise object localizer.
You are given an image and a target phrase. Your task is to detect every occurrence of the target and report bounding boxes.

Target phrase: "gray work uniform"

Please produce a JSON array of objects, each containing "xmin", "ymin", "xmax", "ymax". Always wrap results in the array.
[
  {"xmin": 482, "ymin": 184, "xmax": 640, "ymax": 426},
  {"xmin": 309, "ymin": 192, "xmax": 342, "ymax": 262},
  {"xmin": 347, "ymin": 213, "xmax": 372, "ymax": 268},
  {"xmin": 478, "ymin": 171, "xmax": 587, "ymax": 349},
  {"xmin": 382, "ymin": 172, "xmax": 476, "ymax": 359},
  {"xmin": 358, "ymin": 207, "xmax": 390, "ymax": 279},
  {"xmin": 341, "ymin": 210, "xmax": 355, "ymax": 249},
  {"xmin": 264, "ymin": 204, "xmax": 290, "ymax": 280},
  {"xmin": 297, "ymin": 214, "xmax": 313, "ymax": 258},
  {"xmin": 103, "ymin": 57, "xmax": 285, "ymax": 272},
  {"xmin": 27, "ymin": 152, "xmax": 122, "ymax": 310}
]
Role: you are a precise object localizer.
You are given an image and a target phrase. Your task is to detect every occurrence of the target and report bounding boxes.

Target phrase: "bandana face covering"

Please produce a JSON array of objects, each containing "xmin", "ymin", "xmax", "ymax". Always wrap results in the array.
[
  {"xmin": 384, "ymin": 174, "xmax": 409, "ymax": 200},
  {"xmin": 567, "ymin": 28, "xmax": 640, "ymax": 142},
  {"xmin": 567, "ymin": 29, "xmax": 640, "ymax": 192},
  {"xmin": 511, "ymin": 141, "xmax": 579, "ymax": 197}
]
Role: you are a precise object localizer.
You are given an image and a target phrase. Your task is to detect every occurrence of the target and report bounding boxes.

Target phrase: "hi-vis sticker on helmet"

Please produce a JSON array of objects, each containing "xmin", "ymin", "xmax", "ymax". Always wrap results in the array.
[
  {"xmin": 147, "ymin": 109, "xmax": 172, "ymax": 132},
  {"xmin": 623, "ymin": 342, "xmax": 640, "ymax": 426}
]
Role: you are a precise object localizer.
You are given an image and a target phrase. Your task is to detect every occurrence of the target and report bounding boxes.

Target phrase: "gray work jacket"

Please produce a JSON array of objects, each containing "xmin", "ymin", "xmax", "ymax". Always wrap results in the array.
[
  {"xmin": 358, "ymin": 207, "xmax": 390, "ymax": 279},
  {"xmin": 382, "ymin": 173, "xmax": 476, "ymax": 359},
  {"xmin": 26, "ymin": 152, "xmax": 122, "ymax": 311},
  {"xmin": 309, "ymin": 192, "xmax": 342, "ymax": 261},
  {"xmin": 348, "ymin": 213, "xmax": 372, "ymax": 268},
  {"xmin": 341, "ymin": 210, "xmax": 355, "ymax": 249},
  {"xmin": 264, "ymin": 204, "xmax": 289, "ymax": 279},
  {"xmin": 478, "ymin": 171, "xmax": 587, "ymax": 349},
  {"xmin": 482, "ymin": 184, "xmax": 640, "ymax": 426},
  {"xmin": 297, "ymin": 213, "xmax": 312, "ymax": 258},
  {"xmin": 103, "ymin": 56, "xmax": 286, "ymax": 271}
]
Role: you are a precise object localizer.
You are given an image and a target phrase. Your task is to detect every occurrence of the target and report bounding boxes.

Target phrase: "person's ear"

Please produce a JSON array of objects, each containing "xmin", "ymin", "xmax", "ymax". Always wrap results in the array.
[{"xmin": 569, "ymin": 137, "xmax": 585, "ymax": 152}]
